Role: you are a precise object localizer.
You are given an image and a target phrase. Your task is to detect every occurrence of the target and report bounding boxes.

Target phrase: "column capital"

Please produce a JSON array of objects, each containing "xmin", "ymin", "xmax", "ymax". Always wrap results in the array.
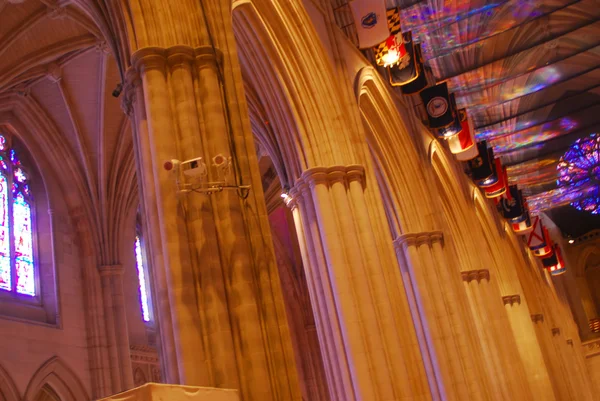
[
  {"xmin": 99, "ymin": 264, "xmax": 124, "ymax": 277},
  {"xmin": 131, "ymin": 47, "xmax": 168, "ymax": 73},
  {"xmin": 122, "ymin": 67, "xmax": 142, "ymax": 116},
  {"xmin": 166, "ymin": 46, "xmax": 196, "ymax": 67},
  {"xmin": 297, "ymin": 165, "xmax": 367, "ymax": 189},
  {"xmin": 502, "ymin": 294, "xmax": 521, "ymax": 307},
  {"xmin": 394, "ymin": 230, "xmax": 444, "ymax": 250},
  {"xmin": 461, "ymin": 269, "xmax": 490, "ymax": 283},
  {"xmin": 531, "ymin": 314, "xmax": 544, "ymax": 324}
]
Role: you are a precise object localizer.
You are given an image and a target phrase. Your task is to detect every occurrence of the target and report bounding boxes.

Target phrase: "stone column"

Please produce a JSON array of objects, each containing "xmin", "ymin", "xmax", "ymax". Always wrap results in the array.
[
  {"xmin": 461, "ymin": 270, "xmax": 533, "ymax": 401},
  {"xmin": 394, "ymin": 232, "xmax": 490, "ymax": 401},
  {"xmin": 125, "ymin": 45, "xmax": 303, "ymax": 401},
  {"xmin": 289, "ymin": 165, "xmax": 432, "ymax": 401},
  {"xmin": 98, "ymin": 264, "xmax": 134, "ymax": 393}
]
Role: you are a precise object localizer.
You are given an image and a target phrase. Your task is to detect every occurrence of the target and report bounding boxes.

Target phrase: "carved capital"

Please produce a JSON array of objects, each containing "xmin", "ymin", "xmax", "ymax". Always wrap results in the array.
[
  {"xmin": 132, "ymin": 47, "xmax": 168, "ymax": 73},
  {"xmin": 194, "ymin": 45, "xmax": 224, "ymax": 68},
  {"xmin": 299, "ymin": 165, "xmax": 367, "ymax": 189},
  {"xmin": 99, "ymin": 264, "xmax": 124, "ymax": 276},
  {"xmin": 394, "ymin": 230, "xmax": 444, "ymax": 250},
  {"xmin": 121, "ymin": 68, "xmax": 142, "ymax": 116},
  {"xmin": 166, "ymin": 46, "xmax": 196, "ymax": 68},
  {"xmin": 502, "ymin": 294, "xmax": 521, "ymax": 307},
  {"xmin": 531, "ymin": 314, "xmax": 544, "ymax": 324},
  {"xmin": 461, "ymin": 269, "xmax": 490, "ymax": 284}
]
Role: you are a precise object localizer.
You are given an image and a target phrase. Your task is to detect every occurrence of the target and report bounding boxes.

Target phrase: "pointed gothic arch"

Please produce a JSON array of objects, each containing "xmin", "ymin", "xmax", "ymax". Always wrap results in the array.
[
  {"xmin": 0, "ymin": 363, "xmax": 19, "ymax": 401},
  {"xmin": 23, "ymin": 357, "xmax": 89, "ymax": 401}
]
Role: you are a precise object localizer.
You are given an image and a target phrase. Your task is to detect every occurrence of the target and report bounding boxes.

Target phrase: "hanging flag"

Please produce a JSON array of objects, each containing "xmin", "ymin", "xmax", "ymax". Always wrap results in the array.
[
  {"xmin": 374, "ymin": 8, "xmax": 406, "ymax": 67},
  {"xmin": 542, "ymin": 245, "xmax": 566, "ymax": 275},
  {"xmin": 436, "ymin": 94, "xmax": 461, "ymax": 138},
  {"xmin": 512, "ymin": 211, "xmax": 533, "ymax": 235},
  {"xmin": 527, "ymin": 216, "xmax": 547, "ymax": 250},
  {"xmin": 349, "ymin": 0, "xmax": 390, "ymax": 49},
  {"xmin": 397, "ymin": 43, "xmax": 428, "ymax": 94},
  {"xmin": 388, "ymin": 33, "xmax": 423, "ymax": 90},
  {"xmin": 498, "ymin": 185, "xmax": 526, "ymax": 222},
  {"xmin": 484, "ymin": 159, "xmax": 507, "ymax": 198},
  {"xmin": 533, "ymin": 227, "xmax": 553, "ymax": 257},
  {"xmin": 420, "ymin": 82, "xmax": 454, "ymax": 128},
  {"xmin": 448, "ymin": 108, "xmax": 476, "ymax": 160},
  {"xmin": 468, "ymin": 141, "xmax": 498, "ymax": 187}
]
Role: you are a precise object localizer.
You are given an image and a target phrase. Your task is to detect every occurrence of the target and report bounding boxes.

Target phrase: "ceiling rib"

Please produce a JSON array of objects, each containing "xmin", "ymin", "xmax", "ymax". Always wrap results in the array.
[
  {"xmin": 476, "ymin": 82, "xmax": 600, "ymax": 129},
  {"xmin": 463, "ymin": 65, "xmax": 600, "ymax": 110},
  {"xmin": 440, "ymin": 19, "xmax": 600, "ymax": 83},
  {"xmin": 426, "ymin": 0, "xmax": 582, "ymax": 61}
]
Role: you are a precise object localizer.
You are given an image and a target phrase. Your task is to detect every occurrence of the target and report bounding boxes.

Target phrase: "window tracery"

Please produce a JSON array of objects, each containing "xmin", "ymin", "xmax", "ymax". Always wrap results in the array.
[
  {"xmin": 0, "ymin": 134, "xmax": 35, "ymax": 297},
  {"xmin": 135, "ymin": 235, "xmax": 151, "ymax": 322}
]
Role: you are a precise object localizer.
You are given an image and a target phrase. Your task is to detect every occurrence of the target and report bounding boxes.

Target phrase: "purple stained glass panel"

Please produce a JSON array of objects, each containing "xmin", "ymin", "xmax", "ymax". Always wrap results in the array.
[
  {"xmin": 0, "ymin": 135, "xmax": 6, "ymax": 151},
  {"xmin": 14, "ymin": 168, "xmax": 26, "ymax": 183},
  {"xmin": 0, "ymin": 175, "xmax": 9, "ymax": 291},
  {"xmin": 9, "ymin": 149, "xmax": 19, "ymax": 165},
  {"xmin": 13, "ymin": 192, "xmax": 34, "ymax": 295},
  {"xmin": 135, "ymin": 236, "xmax": 150, "ymax": 322}
]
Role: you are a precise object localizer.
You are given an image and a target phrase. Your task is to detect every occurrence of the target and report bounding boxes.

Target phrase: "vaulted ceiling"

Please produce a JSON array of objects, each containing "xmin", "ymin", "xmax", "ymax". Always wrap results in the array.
[
  {"xmin": 389, "ymin": 0, "xmax": 600, "ymax": 236},
  {"xmin": 0, "ymin": 0, "xmax": 136, "ymax": 263}
]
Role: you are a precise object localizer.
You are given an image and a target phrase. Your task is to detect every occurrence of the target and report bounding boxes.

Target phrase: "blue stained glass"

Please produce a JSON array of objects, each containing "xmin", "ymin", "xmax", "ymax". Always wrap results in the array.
[
  {"xmin": 13, "ymin": 192, "xmax": 34, "ymax": 296},
  {"xmin": 0, "ymin": 175, "xmax": 9, "ymax": 291},
  {"xmin": 557, "ymin": 133, "xmax": 600, "ymax": 215},
  {"xmin": 9, "ymin": 149, "xmax": 19, "ymax": 165},
  {"xmin": 135, "ymin": 236, "xmax": 150, "ymax": 322}
]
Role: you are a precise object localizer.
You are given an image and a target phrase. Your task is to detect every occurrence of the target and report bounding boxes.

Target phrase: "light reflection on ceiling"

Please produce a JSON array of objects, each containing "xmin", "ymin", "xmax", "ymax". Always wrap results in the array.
[{"xmin": 385, "ymin": 0, "xmax": 600, "ymax": 229}]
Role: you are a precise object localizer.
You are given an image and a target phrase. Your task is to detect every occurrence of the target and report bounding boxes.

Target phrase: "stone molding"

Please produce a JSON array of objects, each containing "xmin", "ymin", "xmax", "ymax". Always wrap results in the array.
[
  {"xmin": 583, "ymin": 338, "xmax": 600, "ymax": 358},
  {"xmin": 287, "ymin": 165, "xmax": 366, "ymax": 209},
  {"xmin": 502, "ymin": 294, "xmax": 521, "ymax": 307},
  {"xmin": 394, "ymin": 230, "xmax": 444, "ymax": 249},
  {"xmin": 130, "ymin": 344, "xmax": 160, "ymax": 364},
  {"xmin": 98, "ymin": 264, "xmax": 124, "ymax": 276},
  {"xmin": 531, "ymin": 314, "xmax": 544, "ymax": 324},
  {"xmin": 461, "ymin": 269, "xmax": 490, "ymax": 283},
  {"xmin": 131, "ymin": 45, "xmax": 224, "ymax": 73}
]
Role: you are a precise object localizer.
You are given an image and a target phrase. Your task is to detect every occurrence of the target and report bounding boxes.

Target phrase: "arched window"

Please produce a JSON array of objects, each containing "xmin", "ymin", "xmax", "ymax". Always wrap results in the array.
[
  {"xmin": 134, "ymin": 234, "xmax": 151, "ymax": 322},
  {"xmin": 0, "ymin": 135, "xmax": 35, "ymax": 297}
]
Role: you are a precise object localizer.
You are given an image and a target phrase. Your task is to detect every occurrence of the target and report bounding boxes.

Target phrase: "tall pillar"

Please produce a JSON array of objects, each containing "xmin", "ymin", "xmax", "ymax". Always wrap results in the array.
[
  {"xmin": 461, "ymin": 270, "xmax": 533, "ymax": 401},
  {"xmin": 125, "ymin": 44, "xmax": 303, "ymax": 400},
  {"xmin": 289, "ymin": 165, "xmax": 432, "ymax": 401},
  {"xmin": 98, "ymin": 264, "xmax": 134, "ymax": 393},
  {"xmin": 394, "ymin": 232, "xmax": 490, "ymax": 401}
]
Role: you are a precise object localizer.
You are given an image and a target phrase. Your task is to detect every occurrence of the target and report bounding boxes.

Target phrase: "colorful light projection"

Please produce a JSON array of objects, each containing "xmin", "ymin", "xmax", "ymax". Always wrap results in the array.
[
  {"xmin": 556, "ymin": 133, "xmax": 600, "ymax": 214},
  {"xmin": 489, "ymin": 117, "xmax": 578, "ymax": 153},
  {"xmin": 135, "ymin": 236, "xmax": 151, "ymax": 322}
]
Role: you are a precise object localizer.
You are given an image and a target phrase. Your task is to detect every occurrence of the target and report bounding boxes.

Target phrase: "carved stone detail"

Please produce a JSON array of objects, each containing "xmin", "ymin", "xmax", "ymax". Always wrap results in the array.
[
  {"xmin": 461, "ymin": 269, "xmax": 490, "ymax": 283},
  {"xmin": 394, "ymin": 231, "xmax": 444, "ymax": 249},
  {"xmin": 502, "ymin": 295, "xmax": 521, "ymax": 307},
  {"xmin": 531, "ymin": 314, "xmax": 544, "ymax": 323}
]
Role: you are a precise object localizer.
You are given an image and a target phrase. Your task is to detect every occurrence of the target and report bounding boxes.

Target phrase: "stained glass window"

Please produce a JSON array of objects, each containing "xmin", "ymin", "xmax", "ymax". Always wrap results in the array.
[
  {"xmin": 135, "ymin": 236, "xmax": 151, "ymax": 322},
  {"xmin": 557, "ymin": 133, "xmax": 600, "ymax": 214},
  {"xmin": 0, "ymin": 134, "xmax": 36, "ymax": 296}
]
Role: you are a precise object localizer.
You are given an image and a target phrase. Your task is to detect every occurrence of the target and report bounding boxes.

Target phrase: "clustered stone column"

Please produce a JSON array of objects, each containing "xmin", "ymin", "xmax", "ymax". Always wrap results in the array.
[
  {"xmin": 289, "ymin": 165, "xmax": 432, "ymax": 401},
  {"xmin": 98, "ymin": 264, "xmax": 134, "ymax": 394},
  {"xmin": 394, "ymin": 232, "xmax": 490, "ymax": 401},
  {"xmin": 123, "ymin": 45, "xmax": 303, "ymax": 401}
]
